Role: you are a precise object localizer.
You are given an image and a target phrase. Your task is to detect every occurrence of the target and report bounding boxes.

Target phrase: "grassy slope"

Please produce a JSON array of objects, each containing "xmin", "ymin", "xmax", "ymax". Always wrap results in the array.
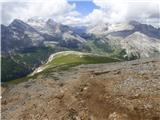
[
  {"xmin": 85, "ymin": 40, "xmax": 128, "ymax": 60},
  {"xmin": 42, "ymin": 53, "xmax": 120, "ymax": 73},
  {"xmin": 45, "ymin": 53, "xmax": 119, "ymax": 68},
  {"xmin": 1, "ymin": 47, "xmax": 69, "ymax": 82},
  {"xmin": 85, "ymin": 40, "xmax": 112, "ymax": 55},
  {"xmin": 2, "ymin": 39, "xmax": 126, "ymax": 83},
  {"xmin": 8, "ymin": 52, "xmax": 120, "ymax": 84}
]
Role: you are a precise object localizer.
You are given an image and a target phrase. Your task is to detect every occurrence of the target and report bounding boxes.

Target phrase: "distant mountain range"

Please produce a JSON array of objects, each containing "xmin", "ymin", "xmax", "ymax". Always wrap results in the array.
[
  {"xmin": 2, "ymin": 18, "xmax": 160, "ymax": 57},
  {"xmin": 1, "ymin": 19, "xmax": 88, "ymax": 53},
  {"xmin": 1, "ymin": 18, "xmax": 160, "ymax": 82},
  {"xmin": 87, "ymin": 20, "xmax": 160, "ymax": 59}
]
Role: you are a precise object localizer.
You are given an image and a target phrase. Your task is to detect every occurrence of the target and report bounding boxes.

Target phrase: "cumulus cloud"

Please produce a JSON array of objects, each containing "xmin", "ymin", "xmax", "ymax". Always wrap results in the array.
[
  {"xmin": 1, "ymin": 0, "xmax": 160, "ymax": 27},
  {"xmin": 63, "ymin": 0, "xmax": 160, "ymax": 27},
  {"xmin": 89, "ymin": 0, "xmax": 160, "ymax": 27},
  {"xmin": 1, "ymin": 0, "xmax": 80, "ymax": 25}
]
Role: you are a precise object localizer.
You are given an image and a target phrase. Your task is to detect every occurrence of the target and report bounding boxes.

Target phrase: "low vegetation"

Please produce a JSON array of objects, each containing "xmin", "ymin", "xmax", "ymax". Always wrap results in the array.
[
  {"xmin": 36, "ymin": 52, "xmax": 120, "ymax": 74},
  {"xmin": 7, "ymin": 51, "xmax": 120, "ymax": 84}
]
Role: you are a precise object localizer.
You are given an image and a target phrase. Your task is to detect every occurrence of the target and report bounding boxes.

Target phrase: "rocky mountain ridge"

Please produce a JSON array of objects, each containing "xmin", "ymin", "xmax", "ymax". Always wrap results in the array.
[
  {"xmin": 2, "ymin": 57, "xmax": 160, "ymax": 120},
  {"xmin": 2, "ymin": 19, "xmax": 160, "ymax": 57}
]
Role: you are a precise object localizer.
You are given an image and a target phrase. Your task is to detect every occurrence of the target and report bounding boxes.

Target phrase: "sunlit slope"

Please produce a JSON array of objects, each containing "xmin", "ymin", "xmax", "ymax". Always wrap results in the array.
[{"xmin": 31, "ymin": 51, "xmax": 120, "ymax": 75}]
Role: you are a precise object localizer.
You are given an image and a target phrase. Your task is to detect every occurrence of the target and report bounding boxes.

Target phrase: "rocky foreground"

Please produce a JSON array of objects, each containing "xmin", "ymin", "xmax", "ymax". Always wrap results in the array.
[{"xmin": 1, "ymin": 58, "xmax": 160, "ymax": 120}]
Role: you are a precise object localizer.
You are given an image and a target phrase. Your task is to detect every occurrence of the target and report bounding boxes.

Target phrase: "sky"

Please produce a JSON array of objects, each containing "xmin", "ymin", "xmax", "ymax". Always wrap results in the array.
[
  {"xmin": 69, "ymin": 1, "xmax": 99, "ymax": 16},
  {"xmin": 1, "ymin": 0, "xmax": 160, "ymax": 27}
]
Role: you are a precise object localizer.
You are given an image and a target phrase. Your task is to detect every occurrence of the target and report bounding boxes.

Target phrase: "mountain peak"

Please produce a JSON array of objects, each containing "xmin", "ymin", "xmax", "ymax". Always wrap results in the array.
[
  {"xmin": 46, "ymin": 19, "xmax": 56, "ymax": 26},
  {"xmin": 130, "ymin": 31, "xmax": 146, "ymax": 37},
  {"xmin": 129, "ymin": 20, "xmax": 141, "ymax": 26},
  {"xmin": 27, "ymin": 18, "xmax": 45, "ymax": 24},
  {"xmin": 10, "ymin": 19, "xmax": 26, "ymax": 26},
  {"xmin": 9, "ymin": 19, "xmax": 35, "ymax": 32}
]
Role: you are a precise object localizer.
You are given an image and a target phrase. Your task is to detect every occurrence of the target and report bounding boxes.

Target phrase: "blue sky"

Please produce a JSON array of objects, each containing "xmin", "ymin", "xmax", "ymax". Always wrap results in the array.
[{"xmin": 69, "ymin": 1, "xmax": 99, "ymax": 16}]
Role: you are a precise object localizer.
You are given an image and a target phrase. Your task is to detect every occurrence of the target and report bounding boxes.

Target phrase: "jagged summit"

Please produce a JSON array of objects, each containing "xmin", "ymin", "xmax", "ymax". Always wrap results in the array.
[
  {"xmin": 9, "ymin": 19, "xmax": 36, "ymax": 32},
  {"xmin": 129, "ymin": 20, "xmax": 141, "ymax": 26},
  {"xmin": 46, "ymin": 18, "xmax": 56, "ymax": 26}
]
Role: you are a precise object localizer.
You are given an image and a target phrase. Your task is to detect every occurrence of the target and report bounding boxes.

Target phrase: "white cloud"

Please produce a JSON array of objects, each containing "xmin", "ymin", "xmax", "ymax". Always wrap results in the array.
[
  {"xmin": 1, "ymin": 0, "xmax": 80, "ymax": 25},
  {"xmin": 84, "ymin": 9, "xmax": 108, "ymax": 26},
  {"xmin": 89, "ymin": 0, "xmax": 160, "ymax": 26},
  {"xmin": 1, "ymin": 0, "xmax": 160, "ymax": 27},
  {"xmin": 62, "ymin": 0, "xmax": 160, "ymax": 27}
]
